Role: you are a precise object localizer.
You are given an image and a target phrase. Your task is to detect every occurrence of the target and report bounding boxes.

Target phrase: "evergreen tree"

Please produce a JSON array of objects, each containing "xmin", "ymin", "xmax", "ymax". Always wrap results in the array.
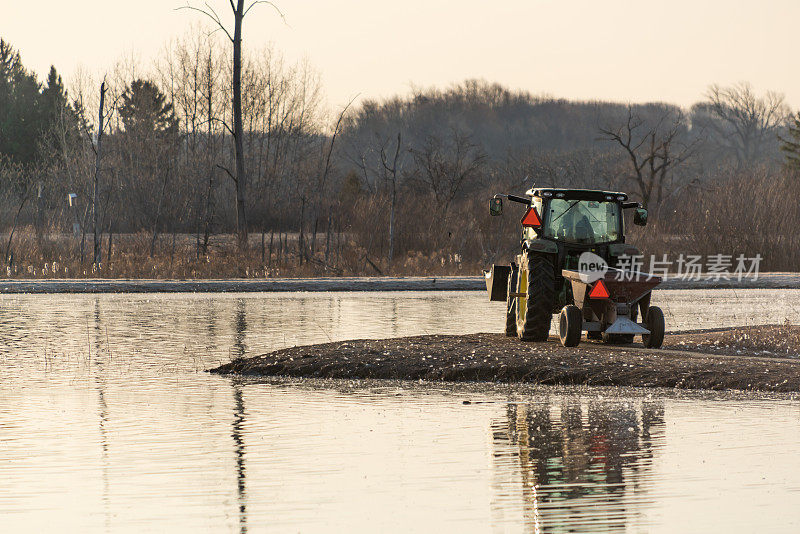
[
  {"xmin": 118, "ymin": 79, "xmax": 178, "ymax": 138},
  {"xmin": 41, "ymin": 66, "xmax": 68, "ymax": 121},
  {"xmin": 0, "ymin": 39, "xmax": 75, "ymax": 166},
  {"xmin": 0, "ymin": 38, "xmax": 44, "ymax": 165},
  {"xmin": 116, "ymin": 79, "xmax": 179, "ymax": 232},
  {"xmin": 39, "ymin": 65, "xmax": 80, "ymax": 157}
]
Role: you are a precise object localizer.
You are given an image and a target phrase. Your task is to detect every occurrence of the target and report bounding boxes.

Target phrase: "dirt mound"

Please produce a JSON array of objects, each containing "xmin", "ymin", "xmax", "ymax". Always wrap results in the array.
[
  {"xmin": 665, "ymin": 324, "xmax": 800, "ymax": 358},
  {"xmin": 210, "ymin": 327, "xmax": 800, "ymax": 392}
]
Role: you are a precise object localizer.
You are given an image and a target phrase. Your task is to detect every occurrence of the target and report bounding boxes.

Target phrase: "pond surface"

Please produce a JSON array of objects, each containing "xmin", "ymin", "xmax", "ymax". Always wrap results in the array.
[{"xmin": 2, "ymin": 289, "xmax": 800, "ymax": 532}]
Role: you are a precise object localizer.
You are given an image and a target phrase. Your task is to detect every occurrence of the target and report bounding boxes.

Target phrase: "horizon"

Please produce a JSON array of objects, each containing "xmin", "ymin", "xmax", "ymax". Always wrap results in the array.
[{"xmin": 4, "ymin": 0, "xmax": 800, "ymax": 111}]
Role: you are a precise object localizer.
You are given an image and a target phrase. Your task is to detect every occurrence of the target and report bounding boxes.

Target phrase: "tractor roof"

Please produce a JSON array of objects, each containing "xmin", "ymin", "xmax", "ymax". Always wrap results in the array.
[{"xmin": 526, "ymin": 188, "xmax": 629, "ymax": 201}]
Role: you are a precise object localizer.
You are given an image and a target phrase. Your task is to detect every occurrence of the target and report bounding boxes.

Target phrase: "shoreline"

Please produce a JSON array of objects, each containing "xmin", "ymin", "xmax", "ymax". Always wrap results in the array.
[
  {"xmin": 0, "ymin": 273, "xmax": 799, "ymax": 293},
  {"xmin": 209, "ymin": 328, "xmax": 800, "ymax": 393}
]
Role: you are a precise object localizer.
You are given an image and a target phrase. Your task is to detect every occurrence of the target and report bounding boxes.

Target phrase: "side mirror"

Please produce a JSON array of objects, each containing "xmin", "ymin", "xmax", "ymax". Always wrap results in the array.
[
  {"xmin": 633, "ymin": 207, "xmax": 648, "ymax": 226},
  {"xmin": 489, "ymin": 197, "xmax": 503, "ymax": 216}
]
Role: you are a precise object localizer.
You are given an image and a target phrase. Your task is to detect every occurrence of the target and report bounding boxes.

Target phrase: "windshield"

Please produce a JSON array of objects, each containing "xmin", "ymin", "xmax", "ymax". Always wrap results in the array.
[{"xmin": 543, "ymin": 199, "xmax": 621, "ymax": 244}]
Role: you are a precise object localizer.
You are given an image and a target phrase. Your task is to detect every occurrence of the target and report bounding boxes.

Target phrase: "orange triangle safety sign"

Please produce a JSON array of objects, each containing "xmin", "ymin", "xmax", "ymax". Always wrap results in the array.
[
  {"xmin": 588, "ymin": 279, "xmax": 610, "ymax": 299},
  {"xmin": 521, "ymin": 207, "xmax": 542, "ymax": 228}
]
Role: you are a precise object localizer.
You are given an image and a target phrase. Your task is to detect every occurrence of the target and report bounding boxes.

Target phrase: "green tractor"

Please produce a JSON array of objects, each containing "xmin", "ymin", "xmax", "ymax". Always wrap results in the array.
[{"xmin": 484, "ymin": 187, "xmax": 665, "ymax": 348}]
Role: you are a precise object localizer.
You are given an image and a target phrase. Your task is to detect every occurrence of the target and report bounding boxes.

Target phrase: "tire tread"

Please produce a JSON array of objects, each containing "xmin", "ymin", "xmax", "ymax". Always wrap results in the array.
[{"xmin": 517, "ymin": 254, "xmax": 555, "ymax": 341}]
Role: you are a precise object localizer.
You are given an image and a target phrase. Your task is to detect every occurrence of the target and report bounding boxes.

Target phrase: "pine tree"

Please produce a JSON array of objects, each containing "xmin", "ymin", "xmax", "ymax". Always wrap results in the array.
[
  {"xmin": 0, "ymin": 38, "xmax": 44, "ymax": 165},
  {"xmin": 39, "ymin": 65, "xmax": 79, "ymax": 156},
  {"xmin": 0, "ymin": 40, "xmax": 75, "ymax": 166},
  {"xmin": 118, "ymin": 79, "xmax": 178, "ymax": 138},
  {"xmin": 41, "ymin": 66, "xmax": 67, "ymax": 120},
  {"xmin": 116, "ymin": 79, "xmax": 179, "ymax": 238}
]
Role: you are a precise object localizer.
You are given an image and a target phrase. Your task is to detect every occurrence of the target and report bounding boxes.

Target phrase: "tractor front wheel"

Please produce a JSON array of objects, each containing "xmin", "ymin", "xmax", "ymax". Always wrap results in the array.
[
  {"xmin": 642, "ymin": 306, "xmax": 665, "ymax": 348},
  {"xmin": 515, "ymin": 253, "xmax": 555, "ymax": 341}
]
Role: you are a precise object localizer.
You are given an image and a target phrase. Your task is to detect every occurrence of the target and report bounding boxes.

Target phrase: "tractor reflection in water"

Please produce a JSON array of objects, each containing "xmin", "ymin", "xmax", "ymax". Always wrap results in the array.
[{"xmin": 491, "ymin": 399, "xmax": 665, "ymax": 533}]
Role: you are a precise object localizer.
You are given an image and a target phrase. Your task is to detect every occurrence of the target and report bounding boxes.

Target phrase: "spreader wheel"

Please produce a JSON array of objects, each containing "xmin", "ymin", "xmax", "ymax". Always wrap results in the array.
[
  {"xmin": 642, "ymin": 306, "xmax": 665, "ymax": 348},
  {"xmin": 558, "ymin": 305, "xmax": 582, "ymax": 347}
]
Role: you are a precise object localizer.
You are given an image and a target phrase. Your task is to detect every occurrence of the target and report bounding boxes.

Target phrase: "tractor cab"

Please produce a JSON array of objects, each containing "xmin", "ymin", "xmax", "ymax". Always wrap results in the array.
[
  {"xmin": 529, "ymin": 187, "xmax": 647, "ymax": 231},
  {"xmin": 532, "ymin": 189, "xmax": 623, "ymax": 246},
  {"xmin": 490, "ymin": 188, "xmax": 648, "ymax": 270}
]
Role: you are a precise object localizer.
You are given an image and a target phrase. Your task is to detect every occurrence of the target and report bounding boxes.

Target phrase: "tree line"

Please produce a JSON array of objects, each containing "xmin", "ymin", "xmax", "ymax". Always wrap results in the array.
[{"xmin": 1, "ymin": 28, "xmax": 799, "ymax": 278}]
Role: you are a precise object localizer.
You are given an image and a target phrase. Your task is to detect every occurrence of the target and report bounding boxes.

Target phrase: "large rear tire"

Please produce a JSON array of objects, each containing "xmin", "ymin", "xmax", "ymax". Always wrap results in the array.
[
  {"xmin": 505, "ymin": 264, "xmax": 518, "ymax": 336},
  {"xmin": 558, "ymin": 305, "xmax": 582, "ymax": 347},
  {"xmin": 516, "ymin": 253, "xmax": 555, "ymax": 341},
  {"xmin": 642, "ymin": 306, "xmax": 665, "ymax": 348}
]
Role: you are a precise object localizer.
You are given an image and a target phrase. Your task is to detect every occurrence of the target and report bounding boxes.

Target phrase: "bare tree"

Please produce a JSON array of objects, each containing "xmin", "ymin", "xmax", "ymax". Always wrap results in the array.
[
  {"xmin": 694, "ymin": 82, "xmax": 790, "ymax": 169},
  {"xmin": 76, "ymin": 78, "xmax": 119, "ymax": 266},
  {"xmin": 200, "ymin": 43, "xmax": 226, "ymax": 254},
  {"xmin": 91, "ymin": 81, "xmax": 107, "ymax": 265},
  {"xmin": 412, "ymin": 130, "xmax": 487, "ymax": 218},
  {"xmin": 502, "ymin": 148, "xmax": 621, "ymax": 191},
  {"xmin": 379, "ymin": 132, "xmax": 405, "ymax": 261},
  {"xmin": 157, "ymin": 27, "xmax": 228, "ymax": 255},
  {"xmin": 0, "ymin": 160, "xmax": 35, "ymax": 266},
  {"xmin": 343, "ymin": 115, "xmax": 407, "ymax": 263},
  {"xmin": 181, "ymin": 0, "xmax": 285, "ymax": 250},
  {"xmin": 599, "ymin": 107, "xmax": 698, "ymax": 211},
  {"xmin": 242, "ymin": 48, "xmax": 324, "ymax": 231}
]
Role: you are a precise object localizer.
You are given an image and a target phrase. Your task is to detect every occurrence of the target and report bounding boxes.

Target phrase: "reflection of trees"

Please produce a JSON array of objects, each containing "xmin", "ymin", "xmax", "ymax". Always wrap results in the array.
[
  {"xmin": 233, "ymin": 299, "xmax": 247, "ymax": 359},
  {"xmin": 232, "ymin": 383, "xmax": 248, "ymax": 534},
  {"xmin": 492, "ymin": 399, "xmax": 664, "ymax": 533},
  {"xmin": 92, "ymin": 297, "xmax": 112, "ymax": 532},
  {"xmin": 228, "ymin": 300, "xmax": 249, "ymax": 533}
]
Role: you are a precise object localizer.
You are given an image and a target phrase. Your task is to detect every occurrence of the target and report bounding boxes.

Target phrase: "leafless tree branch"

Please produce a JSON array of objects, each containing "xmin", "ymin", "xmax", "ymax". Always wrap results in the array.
[{"xmin": 177, "ymin": 3, "xmax": 234, "ymax": 42}]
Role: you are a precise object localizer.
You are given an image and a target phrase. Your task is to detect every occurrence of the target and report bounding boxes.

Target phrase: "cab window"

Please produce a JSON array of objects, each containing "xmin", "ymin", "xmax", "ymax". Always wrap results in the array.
[{"xmin": 543, "ymin": 199, "xmax": 620, "ymax": 244}]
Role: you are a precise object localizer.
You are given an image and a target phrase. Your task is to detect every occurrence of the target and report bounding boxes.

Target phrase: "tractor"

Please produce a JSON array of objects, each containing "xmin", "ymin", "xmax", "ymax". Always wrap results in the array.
[{"xmin": 483, "ymin": 187, "xmax": 665, "ymax": 348}]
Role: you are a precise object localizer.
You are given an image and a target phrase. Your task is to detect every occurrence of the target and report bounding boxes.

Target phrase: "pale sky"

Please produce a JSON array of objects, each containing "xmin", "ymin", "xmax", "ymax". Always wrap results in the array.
[{"xmin": 3, "ymin": 0, "xmax": 800, "ymax": 110}]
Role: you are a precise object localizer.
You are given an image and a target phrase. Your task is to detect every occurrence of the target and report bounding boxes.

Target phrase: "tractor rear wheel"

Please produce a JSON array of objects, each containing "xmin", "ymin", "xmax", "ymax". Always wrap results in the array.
[
  {"xmin": 558, "ymin": 305, "xmax": 582, "ymax": 347},
  {"xmin": 642, "ymin": 306, "xmax": 665, "ymax": 348},
  {"xmin": 505, "ymin": 264, "xmax": 518, "ymax": 336},
  {"xmin": 516, "ymin": 254, "xmax": 555, "ymax": 341}
]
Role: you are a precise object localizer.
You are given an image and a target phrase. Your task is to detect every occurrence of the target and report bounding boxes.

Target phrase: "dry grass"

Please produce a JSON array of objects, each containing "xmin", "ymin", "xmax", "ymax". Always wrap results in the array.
[
  {"xmin": 0, "ymin": 227, "xmax": 481, "ymax": 279},
  {"xmin": 3, "ymin": 169, "xmax": 800, "ymax": 279}
]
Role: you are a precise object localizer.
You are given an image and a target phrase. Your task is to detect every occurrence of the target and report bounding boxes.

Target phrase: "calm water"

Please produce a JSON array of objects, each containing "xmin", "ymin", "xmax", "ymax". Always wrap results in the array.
[{"xmin": 2, "ymin": 289, "xmax": 800, "ymax": 532}]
